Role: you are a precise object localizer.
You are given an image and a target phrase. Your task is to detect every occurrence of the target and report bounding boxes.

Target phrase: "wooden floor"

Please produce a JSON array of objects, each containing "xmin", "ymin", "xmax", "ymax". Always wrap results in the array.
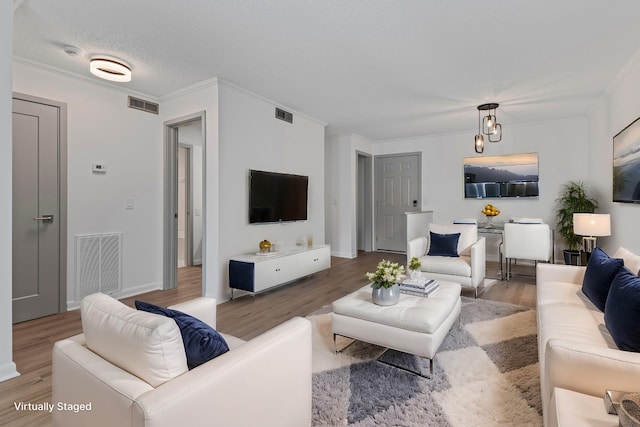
[{"xmin": 0, "ymin": 252, "xmax": 537, "ymax": 426}]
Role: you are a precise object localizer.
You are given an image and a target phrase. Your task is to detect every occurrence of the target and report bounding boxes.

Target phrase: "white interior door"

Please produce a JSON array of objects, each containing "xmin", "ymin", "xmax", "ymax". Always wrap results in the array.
[
  {"xmin": 375, "ymin": 154, "xmax": 421, "ymax": 252},
  {"xmin": 177, "ymin": 145, "xmax": 191, "ymax": 268},
  {"xmin": 12, "ymin": 97, "xmax": 62, "ymax": 323}
]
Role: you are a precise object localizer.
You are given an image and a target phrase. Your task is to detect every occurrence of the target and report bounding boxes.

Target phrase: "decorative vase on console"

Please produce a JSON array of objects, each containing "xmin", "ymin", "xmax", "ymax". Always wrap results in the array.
[{"xmin": 366, "ymin": 260, "xmax": 404, "ymax": 306}]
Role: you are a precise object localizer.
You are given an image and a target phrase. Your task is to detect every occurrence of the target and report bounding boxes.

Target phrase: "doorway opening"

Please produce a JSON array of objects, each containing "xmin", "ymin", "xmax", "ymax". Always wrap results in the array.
[
  {"xmin": 356, "ymin": 152, "xmax": 373, "ymax": 253},
  {"xmin": 163, "ymin": 112, "xmax": 205, "ymax": 291}
]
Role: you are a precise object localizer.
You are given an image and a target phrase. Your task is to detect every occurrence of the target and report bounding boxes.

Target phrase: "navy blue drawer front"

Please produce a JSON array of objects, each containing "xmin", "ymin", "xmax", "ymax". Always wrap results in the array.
[{"xmin": 229, "ymin": 260, "xmax": 255, "ymax": 292}]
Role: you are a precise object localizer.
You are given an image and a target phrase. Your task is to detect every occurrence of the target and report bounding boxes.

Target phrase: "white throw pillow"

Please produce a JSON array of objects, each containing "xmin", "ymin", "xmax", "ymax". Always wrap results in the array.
[
  {"xmin": 81, "ymin": 293, "xmax": 188, "ymax": 387},
  {"xmin": 613, "ymin": 246, "xmax": 640, "ymax": 276}
]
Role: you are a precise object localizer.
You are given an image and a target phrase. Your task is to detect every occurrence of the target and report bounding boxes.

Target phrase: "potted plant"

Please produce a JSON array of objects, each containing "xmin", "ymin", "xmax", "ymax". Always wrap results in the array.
[
  {"xmin": 555, "ymin": 181, "xmax": 598, "ymax": 265},
  {"xmin": 366, "ymin": 260, "xmax": 405, "ymax": 306},
  {"xmin": 408, "ymin": 256, "xmax": 422, "ymax": 279}
]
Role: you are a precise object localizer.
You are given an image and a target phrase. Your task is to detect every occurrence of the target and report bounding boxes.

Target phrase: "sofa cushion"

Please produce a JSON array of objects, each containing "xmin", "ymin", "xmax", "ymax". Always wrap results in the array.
[
  {"xmin": 136, "ymin": 301, "xmax": 230, "ymax": 369},
  {"xmin": 419, "ymin": 254, "xmax": 472, "ymax": 277},
  {"xmin": 613, "ymin": 246, "xmax": 640, "ymax": 276},
  {"xmin": 581, "ymin": 247, "xmax": 624, "ymax": 312},
  {"xmin": 429, "ymin": 223, "xmax": 477, "ymax": 256},
  {"xmin": 605, "ymin": 268, "xmax": 640, "ymax": 352},
  {"xmin": 81, "ymin": 293, "xmax": 188, "ymax": 387},
  {"xmin": 427, "ymin": 231, "xmax": 460, "ymax": 257}
]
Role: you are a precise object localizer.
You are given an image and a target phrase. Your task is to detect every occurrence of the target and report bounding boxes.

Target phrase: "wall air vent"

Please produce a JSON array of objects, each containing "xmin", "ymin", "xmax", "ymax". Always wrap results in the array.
[
  {"xmin": 275, "ymin": 107, "xmax": 293, "ymax": 123},
  {"xmin": 128, "ymin": 96, "xmax": 159, "ymax": 114}
]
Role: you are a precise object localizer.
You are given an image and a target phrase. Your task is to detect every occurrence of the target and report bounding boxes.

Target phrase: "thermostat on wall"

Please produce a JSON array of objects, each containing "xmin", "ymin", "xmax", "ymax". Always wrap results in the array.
[{"xmin": 92, "ymin": 162, "xmax": 107, "ymax": 173}]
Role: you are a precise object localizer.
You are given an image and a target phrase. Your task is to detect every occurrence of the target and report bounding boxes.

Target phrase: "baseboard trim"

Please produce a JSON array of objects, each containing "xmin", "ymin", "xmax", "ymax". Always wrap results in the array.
[
  {"xmin": 0, "ymin": 362, "xmax": 20, "ymax": 383},
  {"xmin": 66, "ymin": 281, "xmax": 163, "ymax": 310},
  {"xmin": 331, "ymin": 251, "xmax": 357, "ymax": 259}
]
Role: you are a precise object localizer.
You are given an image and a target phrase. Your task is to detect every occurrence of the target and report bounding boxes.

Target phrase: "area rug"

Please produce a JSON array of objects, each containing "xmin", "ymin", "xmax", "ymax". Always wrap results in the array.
[{"xmin": 310, "ymin": 297, "xmax": 541, "ymax": 426}]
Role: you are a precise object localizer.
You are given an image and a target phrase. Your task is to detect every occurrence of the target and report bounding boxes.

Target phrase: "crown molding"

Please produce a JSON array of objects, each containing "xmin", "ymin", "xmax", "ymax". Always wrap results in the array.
[{"xmin": 13, "ymin": 56, "xmax": 158, "ymax": 101}]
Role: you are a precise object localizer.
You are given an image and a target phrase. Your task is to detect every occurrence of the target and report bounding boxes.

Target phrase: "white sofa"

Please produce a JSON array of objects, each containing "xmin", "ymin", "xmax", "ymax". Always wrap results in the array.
[
  {"xmin": 537, "ymin": 253, "xmax": 640, "ymax": 427},
  {"xmin": 407, "ymin": 223, "xmax": 486, "ymax": 297},
  {"xmin": 52, "ymin": 294, "xmax": 312, "ymax": 427}
]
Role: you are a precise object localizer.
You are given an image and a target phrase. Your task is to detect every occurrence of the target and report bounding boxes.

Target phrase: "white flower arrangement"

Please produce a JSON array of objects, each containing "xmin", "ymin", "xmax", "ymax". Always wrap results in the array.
[{"xmin": 366, "ymin": 259, "xmax": 405, "ymax": 289}]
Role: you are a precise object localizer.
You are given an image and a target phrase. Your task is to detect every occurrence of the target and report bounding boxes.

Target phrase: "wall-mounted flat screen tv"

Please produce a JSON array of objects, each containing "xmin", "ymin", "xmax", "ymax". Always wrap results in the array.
[
  {"xmin": 463, "ymin": 152, "xmax": 539, "ymax": 199},
  {"xmin": 249, "ymin": 169, "xmax": 308, "ymax": 223}
]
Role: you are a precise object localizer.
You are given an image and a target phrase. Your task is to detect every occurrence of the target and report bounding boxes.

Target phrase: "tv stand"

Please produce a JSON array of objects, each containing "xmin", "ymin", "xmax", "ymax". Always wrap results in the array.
[{"xmin": 228, "ymin": 245, "xmax": 330, "ymax": 297}]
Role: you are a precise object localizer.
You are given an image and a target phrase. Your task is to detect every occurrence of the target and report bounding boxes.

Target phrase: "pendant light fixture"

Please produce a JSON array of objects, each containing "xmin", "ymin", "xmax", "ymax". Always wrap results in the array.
[
  {"xmin": 474, "ymin": 103, "xmax": 502, "ymax": 153},
  {"xmin": 90, "ymin": 56, "xmax": 132, "ymax": 82}
]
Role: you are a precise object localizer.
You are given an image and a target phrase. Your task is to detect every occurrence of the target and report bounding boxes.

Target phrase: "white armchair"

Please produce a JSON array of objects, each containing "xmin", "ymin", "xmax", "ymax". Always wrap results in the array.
[
  {"xmin": 407, "ymin": 223, "xmax": 486, "ymax": 297},
  {"xmin": 502, "ymin": 222, "xmax": 553, "ymax": 281},
  {"xmin": 52, "ymin": 294, "xmax": 312, "ymax": 427}
]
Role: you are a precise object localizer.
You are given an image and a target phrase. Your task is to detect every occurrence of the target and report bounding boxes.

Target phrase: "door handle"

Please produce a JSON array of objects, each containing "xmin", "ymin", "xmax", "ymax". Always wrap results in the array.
[{"xmin": 34, "ymin": 214, "xmax": 54, "ymax": 222}]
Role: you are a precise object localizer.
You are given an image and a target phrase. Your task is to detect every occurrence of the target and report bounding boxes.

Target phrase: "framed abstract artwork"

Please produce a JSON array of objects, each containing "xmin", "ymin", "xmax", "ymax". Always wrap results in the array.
[
  {"xmin": 613, "ymin": 116, "xmax": 640, "ymax": 203},
  {"xmin": 463, "ymin": 152, "xmax": 539, "ymax": 199}
]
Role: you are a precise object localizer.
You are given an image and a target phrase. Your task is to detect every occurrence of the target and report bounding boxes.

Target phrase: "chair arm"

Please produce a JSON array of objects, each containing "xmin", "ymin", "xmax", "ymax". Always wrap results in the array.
[
  {"xmin": 407, "ymin": 237, "xmax": 428, "ymax": 264},
  {"xmin": 133, "ymin": 317, "xmax": 312, "ymax": 427},
  {"xmin": 536, "ymin": 264, "xmax": 586, "ymax": 287},
  {"xmin": 470, "ymin": 237, "xmax": 486, "ymax": 287},
  {"xmin": 168, "ymin": 297, "xmax": 217, "ymax": 329},
  {"xmin": 52, "ymin": 335, "xmax": 154, "ymax": 427},
  {"xmin": 545, "ymin": 338, "xmax": 640, "ymax": 403}
]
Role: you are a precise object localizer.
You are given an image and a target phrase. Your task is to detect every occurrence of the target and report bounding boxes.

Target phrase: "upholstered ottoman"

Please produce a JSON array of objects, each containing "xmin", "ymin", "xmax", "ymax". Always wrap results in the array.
[{"xmin": 332, "ymin": 281, "xmax": 461, "ymax": 375}]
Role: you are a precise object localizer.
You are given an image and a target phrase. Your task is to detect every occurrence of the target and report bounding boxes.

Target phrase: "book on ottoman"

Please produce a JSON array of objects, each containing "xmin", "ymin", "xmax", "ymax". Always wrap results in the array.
[{"xmin": 400, "ymin": 278, "xmax": 439, "ymax": 297}]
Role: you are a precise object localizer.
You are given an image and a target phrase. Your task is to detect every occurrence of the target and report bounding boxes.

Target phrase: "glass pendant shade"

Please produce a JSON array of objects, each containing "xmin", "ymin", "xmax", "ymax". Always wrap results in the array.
[
  {"xmin": 474, "ymin": 134, "xmax": 484, "ymax": 153},
  {"xmin": 474, "ymin": 103, "xmax": 502, "ymax": 150}
]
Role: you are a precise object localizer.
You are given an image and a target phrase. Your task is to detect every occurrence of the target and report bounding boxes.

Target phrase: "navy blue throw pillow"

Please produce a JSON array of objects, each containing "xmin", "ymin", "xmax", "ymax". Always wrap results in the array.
[
  {"xmin": 581, "ymin": 247, "xmax": 624, "ymax": 311},
  {"xmin": 135, "ymin": 301, "xmax": 229, "ymax": 369},
  {"xmin": 427, "ymin": 232, "xmax": 460, "ymax": 257},
  {"xmin": 604, "ymin": 268, "xmax": 640, "ymax": 352}
]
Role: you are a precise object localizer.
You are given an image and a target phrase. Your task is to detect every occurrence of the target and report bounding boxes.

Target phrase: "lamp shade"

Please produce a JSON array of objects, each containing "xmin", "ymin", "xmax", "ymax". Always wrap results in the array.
[{"xmin": 573, "ymin": 213, "xmax": 611, "ymax": 236}]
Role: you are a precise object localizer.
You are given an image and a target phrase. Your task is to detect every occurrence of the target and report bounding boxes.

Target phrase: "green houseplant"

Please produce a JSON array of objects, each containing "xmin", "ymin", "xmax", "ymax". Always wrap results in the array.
[{"xmin": 555, "ymin": 181, "xmax": 598, "ymax": 264}]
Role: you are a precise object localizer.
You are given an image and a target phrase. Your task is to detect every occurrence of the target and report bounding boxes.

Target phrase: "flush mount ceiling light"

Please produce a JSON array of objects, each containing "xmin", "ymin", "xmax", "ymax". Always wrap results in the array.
[
  {"xmin": 474, "ymin": 103, "xmax": 502, "ymax": 153},
  {"xmin": 89, "ymin": 56, "xmax": 131, "ymax": 82}
]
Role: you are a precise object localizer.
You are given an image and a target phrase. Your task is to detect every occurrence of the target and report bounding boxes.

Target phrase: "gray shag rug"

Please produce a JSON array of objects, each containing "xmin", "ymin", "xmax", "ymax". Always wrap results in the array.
[{"xmin": 310, "ymin": 297, "xmax": 541, "ymax": 426}]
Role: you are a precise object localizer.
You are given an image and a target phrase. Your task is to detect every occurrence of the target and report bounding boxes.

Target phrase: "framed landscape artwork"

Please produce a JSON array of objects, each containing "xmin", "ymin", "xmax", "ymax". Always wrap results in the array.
[
  {"xmin": 463, "ymin": 152, "xmax": 539, "ymax": 199},
  {"xmin": 613, "ymin": 116, "xmax": 640, "ymax": 203}
]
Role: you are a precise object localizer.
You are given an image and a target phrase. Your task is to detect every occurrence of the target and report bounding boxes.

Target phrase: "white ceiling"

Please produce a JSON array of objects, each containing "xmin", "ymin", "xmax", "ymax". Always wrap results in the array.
[{"xmin": 13, "ymin": 0, "xmax": 640, "ymax": 141}]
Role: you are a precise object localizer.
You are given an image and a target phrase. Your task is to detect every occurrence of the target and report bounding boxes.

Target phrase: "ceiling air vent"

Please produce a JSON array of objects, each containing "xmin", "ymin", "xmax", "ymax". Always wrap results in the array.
[
  {"xmin": 128, "ymin": 96, "xmax": 159, "ymax": 115},
  {"xmin": 275, "ymin": 107, "xmax": 293, "ymax": 123}
]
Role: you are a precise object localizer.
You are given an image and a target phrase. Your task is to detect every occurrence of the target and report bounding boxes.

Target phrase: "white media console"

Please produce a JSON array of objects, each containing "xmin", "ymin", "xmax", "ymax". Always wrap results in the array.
[{"xmin": 229, "ymin": 244, "xmax": 331, "ymax": 297}]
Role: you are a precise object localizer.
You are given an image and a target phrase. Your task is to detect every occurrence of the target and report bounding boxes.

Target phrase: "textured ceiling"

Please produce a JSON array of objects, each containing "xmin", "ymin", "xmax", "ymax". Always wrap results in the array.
[{"xmin": 13, "ymin": 0, "xmax": 640, "ymax": 141}]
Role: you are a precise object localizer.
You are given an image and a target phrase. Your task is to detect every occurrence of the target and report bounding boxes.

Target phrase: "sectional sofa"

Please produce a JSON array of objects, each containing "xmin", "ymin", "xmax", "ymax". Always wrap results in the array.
[{"xmin": 536, "ymin": 246, "xmax": 640, "ymax": 426}]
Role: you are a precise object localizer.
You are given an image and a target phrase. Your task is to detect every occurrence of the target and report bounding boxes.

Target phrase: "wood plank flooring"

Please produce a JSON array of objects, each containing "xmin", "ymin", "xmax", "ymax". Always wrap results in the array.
[{"xmin": 0, "ymin": 252, "xmax": 537, "ymax": 426}]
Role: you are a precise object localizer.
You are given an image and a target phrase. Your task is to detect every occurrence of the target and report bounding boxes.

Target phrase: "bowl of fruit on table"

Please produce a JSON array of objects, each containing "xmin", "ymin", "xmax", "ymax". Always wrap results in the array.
[{"xmin": 481, "ymin": 204, "xmax": 500, "ymax": 226}]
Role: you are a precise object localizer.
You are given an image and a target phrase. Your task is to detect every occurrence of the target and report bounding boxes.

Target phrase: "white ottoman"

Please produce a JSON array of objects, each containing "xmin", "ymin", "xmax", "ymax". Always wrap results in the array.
[{"xmin": 332, "ymin": 281, "xmax": 461, "ymax": 375}]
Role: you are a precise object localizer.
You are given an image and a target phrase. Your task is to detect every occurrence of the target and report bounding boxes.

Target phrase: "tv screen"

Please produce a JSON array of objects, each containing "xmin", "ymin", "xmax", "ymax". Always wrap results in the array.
[
  {"xmin": 463, "ymin": 152, "xmax": 539, "ymax": 199},
  {"xmin": 249, "ymin": 169, "xmax": 308, "ymax": 223}
]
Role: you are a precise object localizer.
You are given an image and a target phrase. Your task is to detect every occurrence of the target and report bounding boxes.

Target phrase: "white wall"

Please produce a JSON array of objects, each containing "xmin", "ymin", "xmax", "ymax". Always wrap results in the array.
[
  {"xmin": 324, "ymin": 129, "xmax": 374, "ymax": 258},
  {"xmin": 588, "ymin": 51, "xmax": 640, "ymax": 255},
  {"xmin": 160, "ymin": 81, "xmax": 220, "ymax": 300},
  {"xmin": 326, "ymin": 117, "xmax": 590, "ymax": 262},
  {"xmin": 217, "ymin": 82, "xmax": 326, "ymax": 298},
  {"xmin": 178, "ymin": 121, "xmax": 204, "ymax": 264},
  {"xmin": 13, "ymin": 61, "xmax": 164, "ymax": 307},
  {"xmin": 0, "ymin": 2, "xmax": 19, "ymax": 382}
]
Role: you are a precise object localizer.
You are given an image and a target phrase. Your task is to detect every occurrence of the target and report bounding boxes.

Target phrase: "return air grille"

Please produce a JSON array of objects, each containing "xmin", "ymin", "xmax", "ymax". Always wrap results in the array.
[
  {"xmin": 75, "ymin": 233, "xmax": 122, "ymax": 300},
  {"xmin": 128, "ymin": 96, "xmax": 159, "ymax": 114},
  {"xmin": 275, "ymin": 107, "xmax": 293, "ymax": 123}
]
